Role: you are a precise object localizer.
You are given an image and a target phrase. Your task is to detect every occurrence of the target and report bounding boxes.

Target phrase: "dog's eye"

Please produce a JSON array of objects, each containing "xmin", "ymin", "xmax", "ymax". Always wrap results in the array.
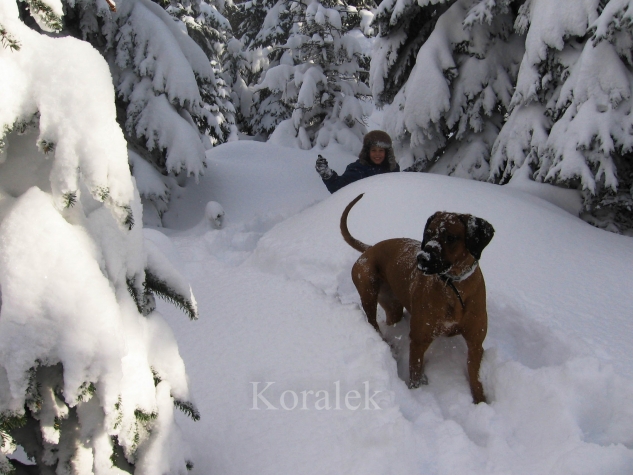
[{"xmin": 446, "ymin": 234, "xmax": 458, "ymax": 243}]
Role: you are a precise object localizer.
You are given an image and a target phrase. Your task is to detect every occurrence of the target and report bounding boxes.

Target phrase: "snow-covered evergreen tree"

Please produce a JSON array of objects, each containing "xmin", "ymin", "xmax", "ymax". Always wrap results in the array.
[
  {"xmin": 370, "ymin": 0, "xmax": 459, "ymax": 107},
  {"xmin": 38, "ymin": 0, "xmax": 237, "ymax": 225},
  {"xmin": 253, "ymin": 0, "xmax": 372, "ymax": 150},
  {"xmin": 0, "ymin": 1, "xmax": 199, "ymax": 473},
  {"xmin": 222, "ymin": 36, "xmax": 257, "ymax": 134},
  {"xmin": 226, "ymin": 0, "xmax": 293, "ymax": 135},
  {"xmin": 372, "ymin": 0, "xmax": 521, "ymax": 173},
  {"xmin": 493, "ymin": 0, "xmax": 633, "ymax": 232},
  {"xmin": 165, "ymin": 0, "xmax": 237, "ymax": 144},
  {"xmin": 373, "ymin": 0, "xmax": 633, "ymax": 233}
]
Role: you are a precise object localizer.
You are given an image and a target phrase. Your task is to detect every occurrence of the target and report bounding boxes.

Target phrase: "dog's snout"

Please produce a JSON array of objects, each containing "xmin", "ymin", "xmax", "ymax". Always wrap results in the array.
[
  {"xmin": 416, "ymin": 250, "xmax": 430, "ymax": 265},
  {"xmin": 418, "ymin": 241, "xmax": 440, "ymax": 261},
  {"xmin": 416, "ymin": 249, "xmax": 434, "ymax": 272},
  {"xmin": 417, "ymin": 240, "xmax": 448, "ymax": 274}
]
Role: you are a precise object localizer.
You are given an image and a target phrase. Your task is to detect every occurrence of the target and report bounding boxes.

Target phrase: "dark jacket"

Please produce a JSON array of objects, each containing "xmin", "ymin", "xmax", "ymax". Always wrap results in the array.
[{"xmin": 322, "ymin": 159, "xmax": 400, "ymax": 193}]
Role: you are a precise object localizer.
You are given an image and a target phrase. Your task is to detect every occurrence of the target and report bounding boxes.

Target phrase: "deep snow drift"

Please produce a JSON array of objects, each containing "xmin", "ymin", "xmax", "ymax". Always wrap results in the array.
[{"xmin": 153, "ymin": 140, "xmax": 633, "ymax": 474}]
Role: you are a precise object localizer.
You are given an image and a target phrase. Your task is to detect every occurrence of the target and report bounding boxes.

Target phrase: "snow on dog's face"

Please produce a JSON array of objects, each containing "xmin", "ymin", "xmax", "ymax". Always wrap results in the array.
[{"xmin": 416, "ymin": 212, "xmax": 494, "ymax": 275}]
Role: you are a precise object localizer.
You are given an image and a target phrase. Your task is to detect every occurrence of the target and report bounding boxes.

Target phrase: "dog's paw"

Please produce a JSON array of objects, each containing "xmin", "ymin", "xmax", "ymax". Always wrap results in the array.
[{"xmin": 408, "ymin": 374, "xmax": 429, "ymax": 389}]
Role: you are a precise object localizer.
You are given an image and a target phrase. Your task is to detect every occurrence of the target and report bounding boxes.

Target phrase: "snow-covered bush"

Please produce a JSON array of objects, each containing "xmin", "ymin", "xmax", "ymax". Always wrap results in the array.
[
  {"xmin": 0, "ymin": 1, "xmax": 199, "ymax": 473},
  {"xmin": 372, "ymin": 0, "xmax": 633, "ymax": 233},
  {"xmin": 253, "ymin": 0, "xmax": 372, "ymax": 151}
]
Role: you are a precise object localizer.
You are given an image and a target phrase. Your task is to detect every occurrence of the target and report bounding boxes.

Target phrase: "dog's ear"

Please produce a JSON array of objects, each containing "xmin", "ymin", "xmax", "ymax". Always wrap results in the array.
[
  {"xmin": 424, "ymin": 213, "xmax": 435, "ymax": 232},
  {"xmin": 422, "ymin": 212, "xmax": 441, "ymax": 244},
  {"xmin": 460, "ymin": 215, "xmax": 494, "ymax": 260}
]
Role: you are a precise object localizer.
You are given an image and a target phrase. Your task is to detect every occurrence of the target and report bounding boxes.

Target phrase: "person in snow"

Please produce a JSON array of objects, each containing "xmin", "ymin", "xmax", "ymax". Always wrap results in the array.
[{"xmin": 315, "ymin": 130, "xmax": 400, "ymax": 193}]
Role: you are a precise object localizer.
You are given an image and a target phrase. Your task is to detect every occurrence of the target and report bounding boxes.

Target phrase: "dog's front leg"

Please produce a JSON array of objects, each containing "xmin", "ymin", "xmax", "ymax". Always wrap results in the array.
[
  {"xmin": 408, "ymin": 336, "xmax": 432, "ymax": 388},
  {"xmin": 463, "ymin": 324, "xmax": 487, "ymax": 404},
  {"xmin": 465, "ymin": 340, "xmax": 486, "ymax": 404}
]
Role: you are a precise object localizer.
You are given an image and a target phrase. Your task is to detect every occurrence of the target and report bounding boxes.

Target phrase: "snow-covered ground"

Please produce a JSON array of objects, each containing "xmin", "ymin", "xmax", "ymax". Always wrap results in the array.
[{"xmin": 151, "ymin": 140, "xmax": 633, "ymax": 474}]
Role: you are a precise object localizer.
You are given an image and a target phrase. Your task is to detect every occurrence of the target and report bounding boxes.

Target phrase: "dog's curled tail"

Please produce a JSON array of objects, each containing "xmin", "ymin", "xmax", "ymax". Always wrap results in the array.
[{"xmin": 340, "ymin": 194, "xmax": 370, "ymax": 253}]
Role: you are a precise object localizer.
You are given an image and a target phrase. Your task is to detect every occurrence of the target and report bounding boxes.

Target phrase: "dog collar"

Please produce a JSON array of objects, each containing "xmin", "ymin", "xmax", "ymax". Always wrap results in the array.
[
  {"xmin": 439, "ymin": 261, "xmax": 479, "ymax": 309},
  {"xmin": 442, "ymin": 261, "xmax": 479, "ymax": 282}
]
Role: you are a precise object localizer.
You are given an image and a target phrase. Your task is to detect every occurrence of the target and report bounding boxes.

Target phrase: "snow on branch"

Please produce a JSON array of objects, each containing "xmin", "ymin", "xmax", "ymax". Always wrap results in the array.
[
  {"xmin": 144, "ymin": 239, "xmax": 199, "ymax": 321},
  {"xmin": 511, "ymin": 0, "xmax": 599, "ymax": 108},
  {"xmin": 0, "ymin": 3, "xmax": 134, "ymax": 215},
  {"xmin": 22, "ymin": 0, "xmax": 64, "ymax": 32}
]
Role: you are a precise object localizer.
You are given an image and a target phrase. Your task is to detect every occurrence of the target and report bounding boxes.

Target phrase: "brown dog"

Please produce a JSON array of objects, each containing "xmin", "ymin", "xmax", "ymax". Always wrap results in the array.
[{"xmin": 341, "ymin": 194, "xmax": 494, "ymax": 404}]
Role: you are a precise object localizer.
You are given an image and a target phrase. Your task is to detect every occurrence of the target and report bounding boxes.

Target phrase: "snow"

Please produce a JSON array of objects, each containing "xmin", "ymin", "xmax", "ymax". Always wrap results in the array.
[
  {"xmin": 152, "ymin": 140, "xmax": 633, "ymax": 474},
  {"xmin": 4, "ymin": 0, "xmax": 633, "ymax": 469},
  {"xmin": 204, "ymin": 201, "xmax": 225, "ymax": 229}
]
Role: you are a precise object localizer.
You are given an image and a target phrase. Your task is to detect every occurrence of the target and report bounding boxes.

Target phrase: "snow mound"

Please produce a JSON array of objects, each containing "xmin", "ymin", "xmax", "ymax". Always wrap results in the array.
[
  {"xmin": 250, "ymin": 173, "xmax": 633, "ymax": 376},
  {"xmin": 157, "ymin": 140, "xmax": 633, "ymax": 474}
]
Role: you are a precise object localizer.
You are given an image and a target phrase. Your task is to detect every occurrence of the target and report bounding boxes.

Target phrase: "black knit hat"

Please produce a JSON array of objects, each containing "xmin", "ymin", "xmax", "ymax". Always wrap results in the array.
[{"xmin": 359, "ymin": 130, "xmax": 397, "ymax": 171}]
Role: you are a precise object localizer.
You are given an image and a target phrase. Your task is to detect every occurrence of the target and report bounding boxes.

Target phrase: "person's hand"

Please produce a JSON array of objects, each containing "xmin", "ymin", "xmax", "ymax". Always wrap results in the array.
[{"xmin": 315, "ymin": 155, "xmax": 333, "ymax": 179}]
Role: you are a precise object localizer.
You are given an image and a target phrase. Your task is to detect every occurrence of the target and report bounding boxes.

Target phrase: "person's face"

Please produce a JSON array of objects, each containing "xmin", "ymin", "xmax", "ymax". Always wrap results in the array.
[{"xmin": 369, "ymin": 146, "xmax": 386, "ymax": 165}]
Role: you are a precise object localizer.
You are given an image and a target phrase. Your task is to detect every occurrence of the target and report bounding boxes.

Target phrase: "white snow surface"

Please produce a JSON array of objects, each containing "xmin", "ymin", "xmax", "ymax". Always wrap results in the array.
[{"xmin": 155, "ymin": 141, "xmax": 633, "ymax": 474}]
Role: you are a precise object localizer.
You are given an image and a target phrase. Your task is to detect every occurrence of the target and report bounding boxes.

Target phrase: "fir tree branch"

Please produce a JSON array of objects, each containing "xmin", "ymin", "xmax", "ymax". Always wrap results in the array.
[
  {"xmin": 25, "ymin": 0, "xmax": 63, "ymax": 32},
  {"xmin": 127, "ymin": 276, "xmax": 156, "ymax": 316},
  {"xmin": 0, "ymin": 412, "xmax": 27, "ymax": 448},
  {"xmin": 37, "ymin": 139, "xmax": 54, "ymax": 154},
  {"xmin": 94, "ymin": 186, "xmax": 109, "ymax": 201},
  {"xmin": 174, "ymin": 400, "xmax": 200, "ymax": 421},
  {"xmin": 123, "ymin": 205, "xmax": 134, "ymax": 231},
  {"xmin": 0, "ymin": 413, "xmax": 26, "ymax": 474},
  {"xmin": 113, "ymin": 397, "xmax": 123, "ymax": 430},
  {"xmin": 76, "ymin": 382, "xmax": 96, "ymax": 402},
  {"xmin": 0, "ymin": 24, "xmax": 20, "ymax": 51},
  {"xmin": 25, "ymin": 365, "xmax": 42, "ymax": 414},
  {"xmin": 1, "ymin": 116, "xmax": 39, "ymax": 158},
  {"xmin": 144, "ymin": 270, "xmax": 198, "ymax": 320},
  {"xmin": 126, "ymin": 276, "xmax": 143, "ymax": 311},
  {"xmin": 63, "ymin": 191, "xmax": 77, "ymax": 209},
  {"xmin": 133, "ymin": 409, "xmax": 157, "ymax": 423},
  {"xmin": 151, "ymin": 367, "xmax": 162, "ymax": 386}
]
